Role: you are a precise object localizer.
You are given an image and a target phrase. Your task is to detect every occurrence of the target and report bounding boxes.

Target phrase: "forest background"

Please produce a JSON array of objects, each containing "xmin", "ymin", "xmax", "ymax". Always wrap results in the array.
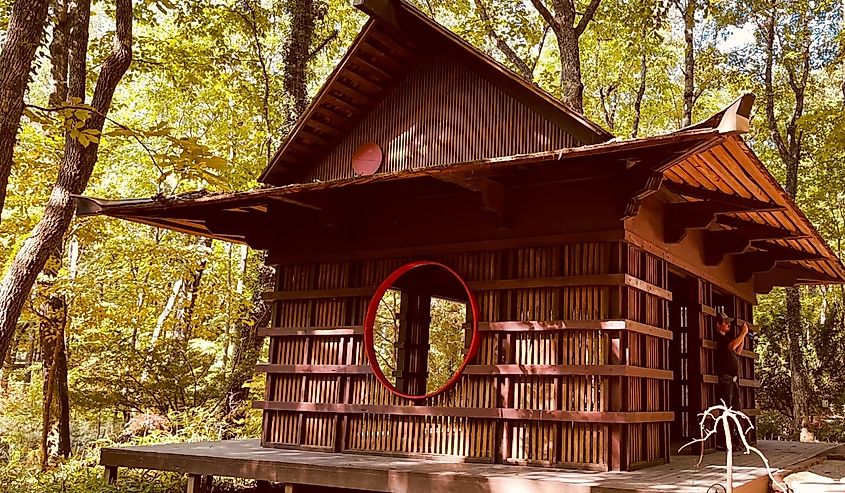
[{"xmin": 0, "ymin": 0, "xmax": 844, "ymax": 490}]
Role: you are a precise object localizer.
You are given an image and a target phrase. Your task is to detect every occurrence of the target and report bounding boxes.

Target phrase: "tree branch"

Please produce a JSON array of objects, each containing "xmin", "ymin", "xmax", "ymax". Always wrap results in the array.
[
  {"xmin": 24, "ymin": 102, "xmax": 162, "ymax": 176},
  {"xmin": 529, "ymin": 0, "xmax": 557, "ymax": 30},
  {"xmin": 575, "ymin": 0, "xmax": 602, "ymax": 36},
  {"xmin": 476, "ymin": 0, "xmax": 534, "ymax": 80},
  {"xmin": 307, "ymin": 29, "xmax": 339, "ymax": 62},
  {"xmin": 761, "ymin": 7, "xmax": 789, "ymax": 165}
]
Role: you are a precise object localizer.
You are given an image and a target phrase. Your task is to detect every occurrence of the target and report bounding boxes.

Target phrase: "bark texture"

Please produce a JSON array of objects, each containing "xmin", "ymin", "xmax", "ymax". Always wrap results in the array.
[
  {"xmin": 680, "ymin": 0, "xmax": 695, "ymax": 127},
  {"xmin": 283, "ymin": 0, "xmax": 319, "ymax": 123},
  {"xmin": 761, "ymin": 3, "xmax": 811, "ymax": 440},
  {"xmin": 223, "ymin": 257, "xmax": 273, "ymax": 421},
  {"xmin": 0, "ymin": 0, "xmax": 133, "ymax": 368},
  {"xmin": 631, "ymin": 49, "xmax": 647, "ymax": 138},
  {"xmin": 528, "ymin": 0, "xmax": 601, "ymax": 113},
  {"xmin": 0, "ymin": 0, "xmax": 51, "ymax": 221},
  {"xmin": 38, "ymin": 0, "xmax": 73, "ymax": 462}
]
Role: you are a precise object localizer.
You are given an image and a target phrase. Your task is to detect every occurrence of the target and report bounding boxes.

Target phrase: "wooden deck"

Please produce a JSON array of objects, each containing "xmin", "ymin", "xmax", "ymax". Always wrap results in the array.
[{"xmin": 100, "ymin": 439, "xmax": 842, "ymax": 493}]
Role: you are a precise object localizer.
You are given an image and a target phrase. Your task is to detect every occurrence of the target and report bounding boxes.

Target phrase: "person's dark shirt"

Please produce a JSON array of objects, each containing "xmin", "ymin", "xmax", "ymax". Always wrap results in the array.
[{"xmin": 715, "ymin": 330, "xmax": 739, "ymax": 376}]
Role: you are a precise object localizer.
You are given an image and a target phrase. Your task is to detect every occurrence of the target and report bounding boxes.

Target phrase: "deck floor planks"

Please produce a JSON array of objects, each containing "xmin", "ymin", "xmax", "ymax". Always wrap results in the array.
[{"xmin": 100, "ymin": 439, "xmax": 840, "ymax": 493}]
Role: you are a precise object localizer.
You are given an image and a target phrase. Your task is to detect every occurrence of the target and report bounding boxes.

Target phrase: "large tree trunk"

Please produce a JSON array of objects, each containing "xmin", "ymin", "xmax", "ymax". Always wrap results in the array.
[
  {"xmin": 0, "ymin": 0, "xmax": 133, "ymax": 368},
  {"xmin": 556, "ymin": 26, "xmax": 584, "ymax": 113},
  {"xmin": 528, "ymin": 0, "xmax": 601, "ymax": 114},
  {"xmin": 0, "ymin": 0, "xmax": 51, "ymax": 222},
  {"xmin": 223, "ymin": 257, "xmax": 273, "ymax": 421},
  {"xmin": 680, "ymin": 0, "xmax": 695, "ymax": 127},
  {"xmin": 38, "ymin": 0, "xmax": 73, "ymax": 461},
  {"xmin": 761, "ymin": 3, "xmax": 811, "ymax": 440},
  {"xmin": 283, "ymin": 0, "xmax": 317, "ymax": 123}
]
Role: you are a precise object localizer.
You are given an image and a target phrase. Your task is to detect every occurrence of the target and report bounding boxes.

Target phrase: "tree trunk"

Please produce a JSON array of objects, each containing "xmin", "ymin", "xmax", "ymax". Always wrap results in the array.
[
  {"xmin": 0, "ymin": 325, "xmax": 21, "ymax": 390},
  {"xmin": 223, "ymin": 256, "xmax": 273, "ymax": 420},
  {"xmin": 528, "ymin": 0, "xmax": 600, "ymax": 115},
  {"xmin": 38, "ymin": 0, "xmax": 73, "ymax": 460},
  {"xmin": 151, "ymin": 278, "xmax": 183, "ymax": 346},
  {"xmin": 0, "ymin": 0, "xmax": 133, "ymax": 366},
  {"xmin": 680, "ymin": 0, "xmax": 695, "ymax": 127},
  {"xmin": 631, "ymin": 49, "xmax": 647, "ymax": 138},
  {"xmin": 761, "ymin": 3, "xmax": 811, "ymax": 440},
  {"xmin": 0, "ymin": 0, "xmax": 51, "ymax": 222},
  {"xmin": 557, "ymin": 27, "xmax": 584, "ymax": 113},
  {"xmin": 39, "ymin": 331, "xmax": 61, "ymax": 470},
  {"xmin": 283, "ymin": 0, "xmax": 317, "ymax": 124},
  {"xmin": 180, "ymin": 237, "xmax": 213, "ymax": 340}
]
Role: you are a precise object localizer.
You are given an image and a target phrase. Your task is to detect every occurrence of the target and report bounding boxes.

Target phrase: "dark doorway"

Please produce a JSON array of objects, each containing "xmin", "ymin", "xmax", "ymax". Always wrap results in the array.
[{"xmin": 667, "ymin": 270, "xmax": 697, "ymax": 453}]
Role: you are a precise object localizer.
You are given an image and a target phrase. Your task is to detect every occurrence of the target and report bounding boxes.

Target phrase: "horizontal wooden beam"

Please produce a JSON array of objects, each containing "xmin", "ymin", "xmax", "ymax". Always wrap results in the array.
[
  {"xmin": 267, "ymin": 196, "xmax": 324, "ymax": 211},
  {"xmin": 702, "ymin": 374, "xmax": 761, "ymax": 388},
  {"xmin": 463, "ymin": 364, "xmax": 673, "ymax": 379},
  {"xmin": 253, "ymin": 401, "xmax": 675, "ymax": 424},
  {"xmin": 262, "ymin": 274, "xmax": 672, "ymax": 302},
  {"xmin": 256, "ymin": 364, "xmax": 371, "ymax": 375},
  {"xmin": 262, "ymin": 286, "xmax": 375, "ymax": 301},
  {"xmin": 469, "ymin": 274, "xmax": 672, "ymax": 300},
  {"xmin": 476, "ymin": 319, "xmax": 672, "ymax": 339},
  {"xmin": 254, "ymin": 363, "xmax": 674, "ymax": 379},
  {"xmin": 701, "ymin": 339, "xmax": 757, "ymax": 360},
  {"xmin": 258, "ymin": 326, "xmax": 364, "ymax": 337}
]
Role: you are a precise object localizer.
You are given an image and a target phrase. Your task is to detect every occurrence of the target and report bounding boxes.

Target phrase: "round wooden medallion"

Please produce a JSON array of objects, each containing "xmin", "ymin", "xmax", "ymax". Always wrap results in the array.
[
  {"xmin": 352, "ymin": 142, "xmax": 382, "ymax": 176},
  {"xmin": 363, "ymin": 261, "xmax": 481, "ymax": 401}
]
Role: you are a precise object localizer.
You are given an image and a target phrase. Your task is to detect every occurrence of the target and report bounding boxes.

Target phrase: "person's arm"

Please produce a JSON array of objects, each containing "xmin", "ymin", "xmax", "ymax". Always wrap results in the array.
[{"xmin": 730, "ymin": 322, "xmax": 749, "ymax": 353}]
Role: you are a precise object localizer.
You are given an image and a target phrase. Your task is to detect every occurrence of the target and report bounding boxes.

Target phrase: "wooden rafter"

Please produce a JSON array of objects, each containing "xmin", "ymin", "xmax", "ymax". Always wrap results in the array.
[
  {"xmin": 702, "ymin": 218, "xmax": 807, "ymax": 266},
  {"xmin": 664, "ymin": 182, "xmax": 784, "ymax": 212},
  {"xmin": 621, "ymin": 136, "xmax": 722, "ymax": 219},
  {"xmin": 733, "ymin": 242, "xmax": 825, "ymax": 283},
  {"xmin": 665, "ymin": 202, "xmax": 756, "ymax": 244},
  {"xmin": 663, "ymin": 182, "xmax": 786, "ymax": 244},
  {"xmin": 754, "ymin": 262, "xmax": 841, "ymax": 293}
]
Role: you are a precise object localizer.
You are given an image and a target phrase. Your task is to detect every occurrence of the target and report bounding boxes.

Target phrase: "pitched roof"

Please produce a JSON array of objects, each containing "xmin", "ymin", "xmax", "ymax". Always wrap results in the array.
[
  {"xmin": 259, "ymin": 0, "xmax": 613, "ymax": 186},
  {"xmin": 75, "ymin": 104, "xmax": 845, "ymax": 292}
]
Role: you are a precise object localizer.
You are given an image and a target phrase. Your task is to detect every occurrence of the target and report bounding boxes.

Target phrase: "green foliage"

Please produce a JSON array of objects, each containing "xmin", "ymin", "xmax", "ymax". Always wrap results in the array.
[
  {"xmin": 3, "ymin": 0, "xmax": 845, "ymax": 488},
  {"xmin": 372, "ymin": 289, "xmax": 466, "ymax": 393}
]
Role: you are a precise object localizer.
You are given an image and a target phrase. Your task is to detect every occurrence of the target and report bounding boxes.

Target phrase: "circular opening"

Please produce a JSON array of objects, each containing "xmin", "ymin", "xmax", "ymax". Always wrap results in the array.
[{"xmin": 364, "ymin": 261, "xmax": 480, "ymax": 400}]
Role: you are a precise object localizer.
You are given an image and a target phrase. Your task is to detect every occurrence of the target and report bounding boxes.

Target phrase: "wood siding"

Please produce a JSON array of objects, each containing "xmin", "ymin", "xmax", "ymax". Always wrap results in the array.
[
  {"xmin": 304, "ymin": 52, "xmax": 580, "ymax": 183},
  {"xmin": 256, "ymin": 239, "xmax": 675, "ymax": 471}
]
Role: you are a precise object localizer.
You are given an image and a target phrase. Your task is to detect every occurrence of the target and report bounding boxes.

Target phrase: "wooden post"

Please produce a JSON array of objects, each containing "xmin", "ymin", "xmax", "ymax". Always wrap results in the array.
[
  {"xmin": 104, "ymin": 465, "xmax": 118, "ymax": 485},
  {"xmin": 186, "ymin": 474, "xmax": 204, "ymax": 493},
  {"xmin": 608, "ymin": 333, "xmax": 626, "ymax": 471}
]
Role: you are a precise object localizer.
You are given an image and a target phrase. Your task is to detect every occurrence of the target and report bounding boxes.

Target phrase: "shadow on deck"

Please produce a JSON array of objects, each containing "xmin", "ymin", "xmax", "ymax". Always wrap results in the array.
[{"xmin": 99, "ymin": 439, "xmax": 842, "ymax": 493}]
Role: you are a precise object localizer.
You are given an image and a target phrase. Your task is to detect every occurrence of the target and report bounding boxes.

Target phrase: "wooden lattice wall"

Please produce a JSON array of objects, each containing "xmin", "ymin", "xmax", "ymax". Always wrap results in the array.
[{"xmin": 255, "ymin": 239, "xmax": 675, "ymax": 471}]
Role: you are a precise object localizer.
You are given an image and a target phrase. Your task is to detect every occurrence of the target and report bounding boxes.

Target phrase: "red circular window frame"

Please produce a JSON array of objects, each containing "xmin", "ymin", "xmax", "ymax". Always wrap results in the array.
[{"xmin": 363, "ymin": 261, "xmax": 481, "ymax": 401}]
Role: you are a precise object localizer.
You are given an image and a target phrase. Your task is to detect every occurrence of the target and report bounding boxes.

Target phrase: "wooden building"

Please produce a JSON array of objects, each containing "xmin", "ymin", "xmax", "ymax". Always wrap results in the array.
[{"xmin": 78, "ymin": 0, "xmax": 845, "ymax": 480}]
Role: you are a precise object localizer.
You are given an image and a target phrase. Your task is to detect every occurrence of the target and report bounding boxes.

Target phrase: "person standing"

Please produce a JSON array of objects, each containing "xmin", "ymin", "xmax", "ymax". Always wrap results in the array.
[{"xmin": 714, "ymin": 311, "xmax": 748, "ymax": 451}]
